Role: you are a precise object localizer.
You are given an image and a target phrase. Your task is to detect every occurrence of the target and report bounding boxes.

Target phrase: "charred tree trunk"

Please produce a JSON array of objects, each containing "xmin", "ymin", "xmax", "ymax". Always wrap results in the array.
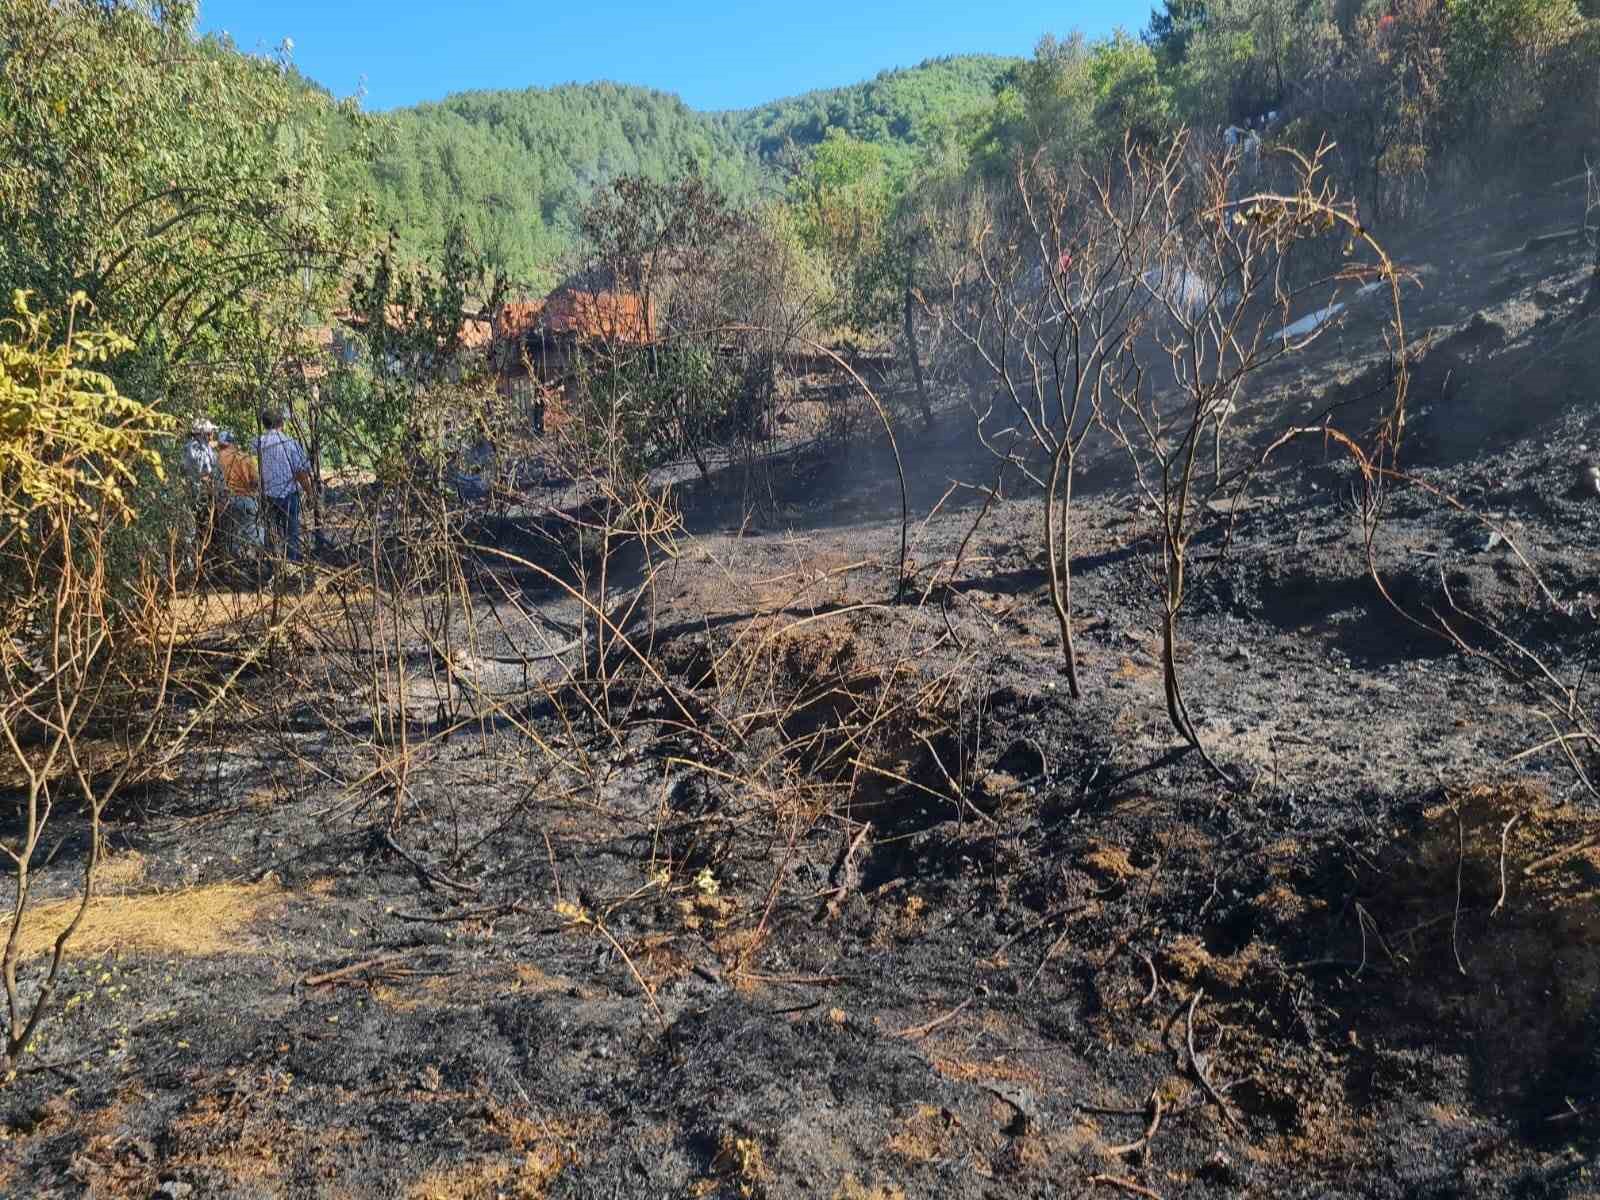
[
  {"xmin": 1044, "ymin": 439, "xmax": 1081, "ymax": 698},
  {"xmin": 1583, "ymin": 235, "xmax": 1600, "ymax": 316},
  {"xmin": 903, "ymin": 259, "xmax": 934, "ymax": 431}
]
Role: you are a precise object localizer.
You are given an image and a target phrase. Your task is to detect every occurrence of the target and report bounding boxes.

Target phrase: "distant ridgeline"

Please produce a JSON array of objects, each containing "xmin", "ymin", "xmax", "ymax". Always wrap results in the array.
[{"xmin": 354, "ymin": 56, "xmax": 1018, "ymax": 288}]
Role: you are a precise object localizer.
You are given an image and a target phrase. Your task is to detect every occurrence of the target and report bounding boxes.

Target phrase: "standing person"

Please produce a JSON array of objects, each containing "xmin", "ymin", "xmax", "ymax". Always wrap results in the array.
[
  {"xmin": 215, "ymin": 430, "xmax": 264, "ymax": 557},
  {"xmin": 255, "ymin": 408, "xmax": 313, "ymax": 569},
  {"xmin": 180, "ymin": 418, "xmax": 221, "ymax": 557},
  {"xmin": 182, "ymin": 418, "xmax": 220, "ymax": 485}
]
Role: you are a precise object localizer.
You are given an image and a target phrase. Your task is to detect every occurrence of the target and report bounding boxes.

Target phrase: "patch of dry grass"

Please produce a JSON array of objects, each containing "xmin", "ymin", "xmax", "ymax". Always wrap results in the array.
[
  {"xmin": 4, "ymin": 879, "xmax": 285, "ymax": 957},
  {"xmin": 833, "ymin": 1179, "xmax": 907, "ymax": 1200},
  {"xmin": 409, "ymin": 1108, "xmax": 584, "ymax": 1200},
  {"xmin": 94, "ymin": 849, "xmax": 149, "ymax": 894},
  {"xmin": 689, "ymin": 1131, "xmax": 770, "ymax": 1199},
  {"xmin": 371, "ymin": 962, "xmax": 595, "ymax": 1012},
  {"xmin": 931, "ymin": 1053, "xmax": 1043, "ymax": 1089},
  {"xmin": 407, "ymin": 1149, "xmax": 567, "ymax": 1200},
  {"xmin": 883, "ymin": 1103, "xmax": 958, "ymax": 1163},
  {"xmin": 166, "ymin": 586, "xmax": 378, "ymax": 638}
]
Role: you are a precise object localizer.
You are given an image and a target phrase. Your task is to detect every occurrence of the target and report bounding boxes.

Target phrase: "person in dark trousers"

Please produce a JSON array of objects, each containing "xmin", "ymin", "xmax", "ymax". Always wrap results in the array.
[{"xmin": 255, "ymin": 407, "xmax": 314, "ymax": 569}]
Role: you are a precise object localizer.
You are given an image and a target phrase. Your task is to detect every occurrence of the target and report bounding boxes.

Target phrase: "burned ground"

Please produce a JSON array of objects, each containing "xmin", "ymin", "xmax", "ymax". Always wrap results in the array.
[{"xmin": 3, "ymin": 186, "xmax": 1600, "ymax": 1199}]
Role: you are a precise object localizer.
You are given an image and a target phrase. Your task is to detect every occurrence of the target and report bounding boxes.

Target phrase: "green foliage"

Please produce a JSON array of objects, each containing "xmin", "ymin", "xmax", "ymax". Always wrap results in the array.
[
  {"xmin": 362, "ymin": 84, "xmax": 761, "ymax": 290},
  {"xmin": 1088, "ymin": 32, "xmax": 1174, "ymax": 149},
  {"xmin": 0, "ymin": 0, "xmax": 370, "ymax": 419},
  {"xmin": 568, "ymin": 345, "xmax": 742, "ymax": 478},
  {"xmin": 341, "ymin": 219, "xmax": 505, "ymax": 458},
  {"xmin": 1164, "ymin": 0, "xmax": 1341, "ymax": 124},
  {"xmin": 717, "ymin": 55, "xmax": 1017, "ymax": 167},
  {"xmin": 579, "ymin": 168, "xmax": 743, "ymax": 309},
  {"xmin": 1441, "ymin": 0, "xmax": 1584, "ymax": 142},
  {"xmin": 354, "ymin": 59, "xmax": 1014, "ymax": 289},
  {"xmin": 0, "ymin": 291, "xmax": 172, "ymax": 546},
  {"xmin": 932, "ymin": 0, "xmax": 1597, "ymax": 226},
  {"xmin": 967, "ymin": 36, "xmax": 1098, "ymax": 173},
  {"xmin": 791, "ymin": 131, "xmax": 900, "ymax": 333},
  {"xmin": 1146, "ymin": 0, "xmax": 1212, "ymax": 66}
]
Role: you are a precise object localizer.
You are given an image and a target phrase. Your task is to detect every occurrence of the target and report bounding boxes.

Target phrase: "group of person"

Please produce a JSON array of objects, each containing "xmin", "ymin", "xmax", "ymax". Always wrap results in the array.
[{"xmin": 182, "ymin": 409, "xmax": 314, "ymax": 575}]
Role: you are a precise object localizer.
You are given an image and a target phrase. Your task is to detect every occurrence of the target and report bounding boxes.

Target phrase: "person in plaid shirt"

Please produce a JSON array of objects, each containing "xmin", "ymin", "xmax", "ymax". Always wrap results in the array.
[{"xmin": 254, "ymin": 408, "xmax": 313, "ymax": 565}]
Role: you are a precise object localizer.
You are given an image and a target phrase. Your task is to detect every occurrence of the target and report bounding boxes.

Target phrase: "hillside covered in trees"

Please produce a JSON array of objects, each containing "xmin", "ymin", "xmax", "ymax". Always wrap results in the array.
[
  {"xmin": 356, "ymin": 55, "xmax": 1017, "ymax": 286},
  {"xmin": 364, "ymin": 84, "xmax": 763, "ymax": 287},
  {"xmin": 357, "ymin": 0, "xmax": 1600, "ymax": 289},
  {"xmin": 712, "ymin": 54, "xmax": 1017, "ymax": 163}
]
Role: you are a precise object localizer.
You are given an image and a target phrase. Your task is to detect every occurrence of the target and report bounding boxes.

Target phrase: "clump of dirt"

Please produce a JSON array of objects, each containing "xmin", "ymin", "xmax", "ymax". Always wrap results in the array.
[
  {"xmin": 1079, "ymin": 841, "xmax": 1139, "ymax": 884},
  {"xmin": 1347, "ymin": 783, "xmax": 1600, "ymax": 1119}
]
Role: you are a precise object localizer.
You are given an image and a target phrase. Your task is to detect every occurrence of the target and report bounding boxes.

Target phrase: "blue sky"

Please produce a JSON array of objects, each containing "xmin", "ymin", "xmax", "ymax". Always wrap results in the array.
[{"xmin": 198, "ymin": 1, "xmax": 1146, "ymax": 113}]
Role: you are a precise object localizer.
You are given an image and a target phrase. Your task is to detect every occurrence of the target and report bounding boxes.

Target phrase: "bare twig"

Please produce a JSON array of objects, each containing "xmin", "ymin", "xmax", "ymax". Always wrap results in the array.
[
  {"xmin": 302, "ymin": 953, "xmax": 411, "ymax": 989},
  {"xmin": 890, "ymin": 997, "xmax": 973, "ymax": 1040},
  {"xmin": 1184, "ymin": 989, "xmax": 1242, "ymax": 1132},
  {"xmin": 555, "ymin": 904, "xmax": 665, "ymax": 1031},
  {"xmin": 1138, "ymin": 953, "xmax": 1159, "ymax": 1006},
  {"xmin": 1104, "ymin": 1088, "xmax": 1165, "ymax": 1159},
  {"xmin": 1523, "ymin": 833, "xmax": 1600, "ymax": 876},
  {"xmin": 1451, "ymin": 803, "xmax": 1467, "ymax": 976},
  {"xmin": 1492, "ymin": 811, "xmax": 1525, "ymax": 917},
  {"xmin": 1088, "ymin": 1174, "xmax": 1164, "ymax": 1200}
]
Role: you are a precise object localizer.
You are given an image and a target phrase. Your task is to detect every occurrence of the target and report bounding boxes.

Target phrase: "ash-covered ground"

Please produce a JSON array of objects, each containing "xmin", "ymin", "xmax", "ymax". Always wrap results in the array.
[{"xmin": 3, "ymin": 185, "xmax": 1599, "ymax": 1199}]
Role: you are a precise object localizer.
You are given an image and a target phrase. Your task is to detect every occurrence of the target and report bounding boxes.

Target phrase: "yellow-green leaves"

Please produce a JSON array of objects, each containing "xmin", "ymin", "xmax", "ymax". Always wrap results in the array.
[{"xmin": 0, "ymin": 291, "xmax": 173, "ymax": 541}]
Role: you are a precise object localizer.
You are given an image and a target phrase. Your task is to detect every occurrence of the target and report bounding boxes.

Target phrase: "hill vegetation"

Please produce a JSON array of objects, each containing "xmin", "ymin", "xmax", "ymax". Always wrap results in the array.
[
  {"xmin": 356, "ymin": 56, "xmax": 1017, "ymax": 285},
  {"xmin": 712, "ymin": 54, "xmax": 1017, "ymax": 163},
  {"xmin": 364, "ymin": 83, "xmax": 763, "ymax": 288}
]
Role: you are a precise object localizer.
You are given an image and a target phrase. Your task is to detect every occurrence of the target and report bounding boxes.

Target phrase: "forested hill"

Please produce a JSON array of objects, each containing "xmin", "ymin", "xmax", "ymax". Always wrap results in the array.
[
  {"xmin": 714, "ymin": 54, "xmax": 1017, "ymax": 163},
  {"xmin": 364, "ymin": 83, "xmax": 761, "ymax": 288},
  {"xmin": 360, "ymin": 56, "xmax": 1017, "ymax": 287}
]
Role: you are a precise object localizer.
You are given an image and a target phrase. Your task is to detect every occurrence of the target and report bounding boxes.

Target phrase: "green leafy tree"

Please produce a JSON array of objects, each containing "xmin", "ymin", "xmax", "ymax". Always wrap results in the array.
[
  {"xmin": 0, "ymin": 0, "xmax": 370, "ymax": 418},
  {"xmin": 1442, "ymin": 0, "xmax": 1584, "ymax": 153},
  {"xmin": 1089, "ymin": 31, "xmax": 1175, "ymax": 149},
  {"xmin": 968, "ymin": 36, "xmax": 1099, "ymax": 173},
  {"xmin": 721, "ymin": 55, "xmax": 1017, "ymax": 166},
  {"xmin": 791, "ymin": 130, "xmax": 900, "ymax": 334},
  {"xmin": 1146, "ymin": 0, "xmax": 1212, "ymax": 66},
  {"xmin": 341, "ymin": 218, "xmax": 505, "ymax": 464}
]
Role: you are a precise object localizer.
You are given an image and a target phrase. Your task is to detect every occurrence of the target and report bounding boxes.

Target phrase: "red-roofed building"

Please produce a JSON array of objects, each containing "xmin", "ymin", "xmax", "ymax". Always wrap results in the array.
[{"xmin": 492, "ymin": 288, "xmax": 658, "ymax": 434}]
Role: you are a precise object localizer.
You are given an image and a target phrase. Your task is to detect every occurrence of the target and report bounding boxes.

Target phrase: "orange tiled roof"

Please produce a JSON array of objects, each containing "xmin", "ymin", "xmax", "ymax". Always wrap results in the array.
[{"xmin": 495, "ymin": 290, "xmax": 655, "ymax": 345}]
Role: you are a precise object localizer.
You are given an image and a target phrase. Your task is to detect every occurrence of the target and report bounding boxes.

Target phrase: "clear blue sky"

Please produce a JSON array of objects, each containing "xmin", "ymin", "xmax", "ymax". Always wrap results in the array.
[{"xmin": 197, "ymin": 1, "xmax": 1148, "ymax": 113}]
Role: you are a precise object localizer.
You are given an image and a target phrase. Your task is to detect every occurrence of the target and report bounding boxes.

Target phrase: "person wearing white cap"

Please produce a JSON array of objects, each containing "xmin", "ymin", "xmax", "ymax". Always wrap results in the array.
[
  {"xmin": 183, "ymin": 418, "xmax": 220, "ymax": 488},
  {"xmin": 182, "ymin": 418, "xmax": 222, "ymax": 555}
]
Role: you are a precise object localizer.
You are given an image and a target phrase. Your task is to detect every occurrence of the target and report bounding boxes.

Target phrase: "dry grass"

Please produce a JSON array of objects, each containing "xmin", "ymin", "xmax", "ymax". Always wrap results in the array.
[
  {"xmin": 883, "ymin": 1104, "xmax": 959, "ymax": 1163},
  {"xmin": 406, "ymin": 1108, "xmax": 585, "ymax": 1200},
  {"xmin": 407, "ymin": 1149, "xmax": 567, "ymax": 1200},
  {"xmin": 1080, "ymin": 842, "xmax": 1139, "ymax": 883},
  {"xmin": 371, "ymin": 963, "xmax": 593, "ymax": 1013},
  {"xmin": 690, "ymin": 1131, "xmax": 769, "ymax": 1199},
  {"xmin": 4, "ymin": 879, "xmax": 285, "ymax": 957},
  {"xmin": 94, "ymin": 849, "xmax": 149, "ymax": 894},
  {"xmin": 932, "ymin": 1053, "xmax": 1044, "ymax": 1089},
  {"xmin": 166, "ymin": 586, "xmax": 377, "ymax": 637},
  {"xmin": 833, "ymin": 1179, "xmax": 908, "ymax": 1200}
]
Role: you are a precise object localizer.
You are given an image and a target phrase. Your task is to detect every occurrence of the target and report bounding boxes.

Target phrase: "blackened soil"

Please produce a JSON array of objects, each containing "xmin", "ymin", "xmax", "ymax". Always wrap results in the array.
[{"xmin": 4, "ymin": 191, "xmax": 1600, "ymax": 1199}]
